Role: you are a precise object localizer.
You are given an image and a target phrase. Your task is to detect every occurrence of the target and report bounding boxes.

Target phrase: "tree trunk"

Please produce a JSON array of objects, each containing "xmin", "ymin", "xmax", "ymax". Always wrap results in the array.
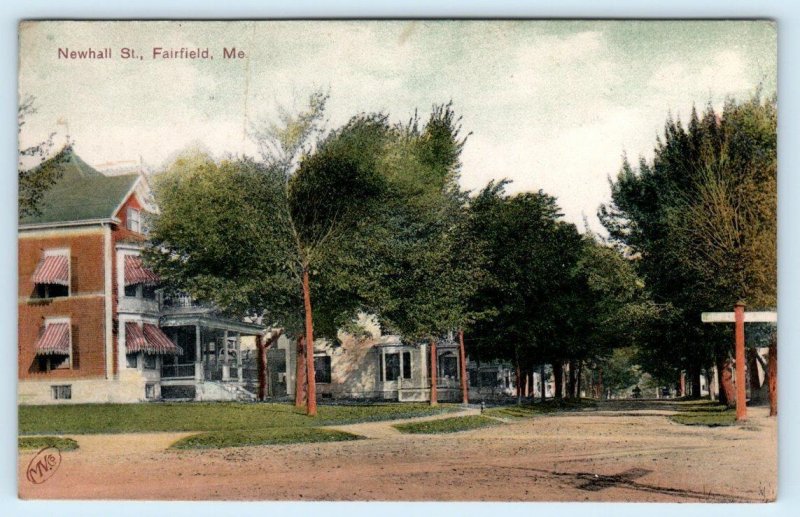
[
  {"xmin": 294, "ymin": 335, "xmax": 306, "ymax": 408},
  {"xmin": 302, "ymin": 268, "xmax": 317, "ymax": 416},
  {"xmin": 678, "ymin": 371, "xmax": 685, "ymax": 398},
  {"xmin": 429, "ymin": 338, "xmax": 438, "ymax": 406},
  {"xmin": 575, "ymin": 361, "xmax": 583, "ymax": 400},
  {"xmin": 690, "ymin": 366, "xmax": 702, "ymax": 399},
  {"xmin": 515, "ymin": 359, "xmax": 521, "ymax": 405},
  {"xmin": 768, "ymin": 339, "xmax": 777, "ymax": 417},
  {"xmin": 597, "ymin": 367, "xmax": 603, "ymax": 400},
  {"xmin": 553, "ymin": 362, "xmax": 564, "ymax": 400},
  {"xmin": 567, "ymin": 360, "xmax": 577, "ymax": 400},
  {"xmin": 540, "ymin": 364, "xmax": 546, "ymax": 402},
  {"xmin": 748, "ymin": 347, "xmax": 761, "ymax": 393},
  {"xmin": 716, "ymin": 353, "xmax": 736, "ymax": 408},
  {"xmin": 458, "ymin": 329, "xmax": 468, "ymax": 405},
  {"xmin": 256, "ymin": 334, "xmax": 266, "ymax": 401}
]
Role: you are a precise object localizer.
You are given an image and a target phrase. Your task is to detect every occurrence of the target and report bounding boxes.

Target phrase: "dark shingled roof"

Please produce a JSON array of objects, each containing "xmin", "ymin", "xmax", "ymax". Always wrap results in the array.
[{"xmin": 19, "ymin": 150, "xmax": 140, "ymax": 226}]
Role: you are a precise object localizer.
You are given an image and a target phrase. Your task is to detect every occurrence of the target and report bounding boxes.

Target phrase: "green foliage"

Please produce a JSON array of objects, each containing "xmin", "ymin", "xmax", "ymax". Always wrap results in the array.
[
  {"xmin": 393, "ymin": 415, "xmax": 499, "ymax": 434},
  {"xmin": 600, "ymin": 94, "xmax": 777, "ymax": 379},
  {"xmin": 462, "ymin": 181, "xmax": 586, "ymax": 366},
  {"xmin": 18, "ymin": 402, "xmax": 457, "ymax": 435},
  {"xmin": 18, "ymin": 96, "xmax": 70, "ymax": 218},
  {"xmin": 598, "ymin": 347, "xmax": 642, "ymax": 395},
  {"xmin": 18, "ymin": 436, "xmax": 79, "ymax": 451},
  {"xmin": 146, "ymin": 153, "xmax": 300, "ymax": 325},
  {"xmin": 170, "ymin": 427, "xmax": 362, "ymax": 449},
  {"xmin": 344, "ymin": 103, "xmax": 482, "ymax": 342}
]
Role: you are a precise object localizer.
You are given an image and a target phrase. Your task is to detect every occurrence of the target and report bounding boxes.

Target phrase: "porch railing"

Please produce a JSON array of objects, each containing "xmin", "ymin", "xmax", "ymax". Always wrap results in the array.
[{"xmin": 161, "ymin": 363, "xmax": 196, "ymax": 379}]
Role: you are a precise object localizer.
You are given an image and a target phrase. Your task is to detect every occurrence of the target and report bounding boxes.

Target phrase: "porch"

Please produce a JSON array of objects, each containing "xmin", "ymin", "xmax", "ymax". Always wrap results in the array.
[{"xmin": 158, "ymin": 308, "xmax": 267, "ymax": 399}]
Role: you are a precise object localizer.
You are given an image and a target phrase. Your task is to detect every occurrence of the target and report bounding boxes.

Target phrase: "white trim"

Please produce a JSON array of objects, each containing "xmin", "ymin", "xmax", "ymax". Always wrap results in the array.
[
  {"xmin": 104, "ymin": 224, "xmax": 113, "ymax": 380},
  {"xmin": 110, "ymin": 176, "xmax": 142, "ymax": 222},
  {"xmin": 19, "ymin": 217, "xmax": 119, "ymax": 231}
]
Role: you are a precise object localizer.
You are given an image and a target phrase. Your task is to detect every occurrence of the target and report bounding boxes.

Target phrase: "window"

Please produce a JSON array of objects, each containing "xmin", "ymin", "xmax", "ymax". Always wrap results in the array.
[
  {"xmin": 469, "ymin": 369, "xmax": 479, "ymax": 387},
  {"xmin": 126, "ymin": 353, "xmax": 138, "ymax": 369},
  {"xmin": 36, "ymin": 283, "xmax": 69, "ymax": 299},
  {"xmin": 34, "ymin": 319, "xmax": 72, "ymax": 371},
  {"xmin": 51, "ymin": 385, "xmax": 72, "ymax": 400},
  {"xmin": 125, "ymin": 284, "xmax": 138, "ymax": 297},
  {"xmin": 314, "ymin": 356, "xmax": 331, "ymax": 383},
  {"xmin": 384, "ymin": 353, "xmax": 400, "ymax": 381},
  {"xmin": 402, "ymin": 352, "xmax": 412, "ymax": 379},
  {"xmin": 126, "ymin": 207, "xmax": 141, "ymax": 233},
  {"xmin": 143, "ymin": 354, "xmax": 157, "ymax": 370},
  {"xmin": 142, "ymin": 284, "xmax": 157, "ymax": 299},
  {"xmin": 145, "ymin": 383, "xmax": 156, "ymax": 399},
  {"xmin": 31, "ymin": 250, "xmax": 70, "ymax": 298},
  {"xmin": 480, "ymin": 371, "xmax": 497, "ymax": 387},
  {"xmin": 440, "ymin": 354, "xmax": 458, "ymax": 379}
]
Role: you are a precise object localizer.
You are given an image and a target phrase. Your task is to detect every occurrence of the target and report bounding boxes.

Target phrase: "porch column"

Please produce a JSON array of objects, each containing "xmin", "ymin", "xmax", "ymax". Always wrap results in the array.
[
  {"xmin": 236, "ymin": 332, "xmax": 242, "ymax": 382},
  {"xmin": 381, "ymin": 349, "xmax": 386, "ymax": 384},
  {"xmin": 222, "ymin": 330, "xmax": 230, "ymax": 381},
  {"xmin": 398, "ymin": 350, "xmax": 404, "ymax": 402},
  {"xmin": 194, "ymin": 325, "xmax": 203, "ymax": 381}
]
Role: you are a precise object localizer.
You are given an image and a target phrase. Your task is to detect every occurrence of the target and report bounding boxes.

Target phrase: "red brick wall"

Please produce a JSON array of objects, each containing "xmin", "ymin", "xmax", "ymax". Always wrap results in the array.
[
  {"xmin": 111, "ymin": 192, "xmax": 146, "ymax": 376},
  {"xmin": 18, "ymin": 232, "xmax": 107, "ymax": 380}
]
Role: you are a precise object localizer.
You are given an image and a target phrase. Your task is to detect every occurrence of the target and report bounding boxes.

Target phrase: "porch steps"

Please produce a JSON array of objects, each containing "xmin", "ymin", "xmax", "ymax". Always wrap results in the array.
[{"xmin": 217, "ymin": 382, "xmax": 258, "ymax": 402}]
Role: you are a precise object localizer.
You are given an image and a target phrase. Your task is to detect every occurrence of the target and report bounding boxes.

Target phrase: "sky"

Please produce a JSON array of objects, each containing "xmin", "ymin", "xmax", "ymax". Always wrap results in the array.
[{"xmin": 18, "ymin": 20, "xmax": 776, "ymax": 231}]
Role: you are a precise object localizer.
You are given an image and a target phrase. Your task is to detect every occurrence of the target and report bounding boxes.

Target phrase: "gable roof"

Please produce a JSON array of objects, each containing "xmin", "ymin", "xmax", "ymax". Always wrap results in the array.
[{"xmin": 19, "ymin": 150, "xmax": 140, "ymax": 227}]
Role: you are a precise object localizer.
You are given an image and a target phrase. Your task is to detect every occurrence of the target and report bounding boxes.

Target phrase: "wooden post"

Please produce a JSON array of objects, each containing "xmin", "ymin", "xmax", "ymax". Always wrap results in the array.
[
  {"xmin": 734, "ymin": 302, "xmax": 747, "ymax": 421},
  {"xmin": 429, "ymin": 338, "xmax": 438, "ymax": 406},
  {"xmin": 679, "ymin": 372, "xmax": 685, "ymax": 398},
  {"xmin": 458, "ymin": 329, "xmax": 468, "ymax": 405}
]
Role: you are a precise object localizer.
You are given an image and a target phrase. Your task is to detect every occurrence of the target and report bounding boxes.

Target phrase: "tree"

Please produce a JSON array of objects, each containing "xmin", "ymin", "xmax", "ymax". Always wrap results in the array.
[
  {"xmin": 600, "ymin": 94, "xmax": 777, "ymax": 407},
  {"xmin": 350, "ymin": 104, "xmax": 482, "ymax": 406},
  {"xmin": 18, "ymin": 95, "xmax": 70, "ymax": 218},
  {"xmin": 462, "ymin": 181, "xmax": 587, "ymax": 401}
]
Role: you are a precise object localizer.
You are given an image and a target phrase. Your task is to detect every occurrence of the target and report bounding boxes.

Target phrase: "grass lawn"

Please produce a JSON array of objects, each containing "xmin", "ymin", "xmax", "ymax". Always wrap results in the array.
[
  {"xmin": 669, "ymin": 403, "xmax": 736, "ymax": 427},
  {"xmin": 18, "ymin": 436, "xmax": 79, "ymax": 451},
  {"xmin": 19, "ymin": 402, "xmax": 457, "ymax": 435},
  {"xmin": 171, "ymin": 427, "xmax": 362, "ymax": 449},
  {"xmin": 393, "ymin": 415, "xmax": 499, "ymax": 434},
  {"xmin": 485, "ymin": 399, "xmax": 597, "ymax": 419}
]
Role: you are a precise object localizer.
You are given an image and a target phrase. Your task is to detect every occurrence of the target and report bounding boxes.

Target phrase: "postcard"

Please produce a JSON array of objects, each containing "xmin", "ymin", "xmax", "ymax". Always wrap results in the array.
[{"xmin": 17, "ymin": 20, "xmax": 777, "ymax": 502}]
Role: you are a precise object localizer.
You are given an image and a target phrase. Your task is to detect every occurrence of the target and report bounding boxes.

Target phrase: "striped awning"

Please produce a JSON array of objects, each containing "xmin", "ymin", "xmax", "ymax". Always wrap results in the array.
[
  {"xmin": 124, "ymin": 322, "xmax": 147, "ymax": 353},
  {"xmin": 31, "ymin": 255, "xmax": 69, "ymax": 286},
  {"xmin": 130, "ymin": 323, "xmax": 183, "ymax": 355},
  {"xmin": 124, "ymin": 255, "xmax": 159, "ymax": 286},
  {"xmin": 34, "ymin": 322, "xmax": 70, "ymax": 356}
]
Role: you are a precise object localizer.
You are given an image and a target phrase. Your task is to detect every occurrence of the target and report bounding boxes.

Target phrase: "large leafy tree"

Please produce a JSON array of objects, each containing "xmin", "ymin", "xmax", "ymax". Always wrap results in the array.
[
  {"xmin": 463, "ymin": 181, "xmax": 587, "ymax": 400},
  {"xmin": 600, "ymin": 94, "xmax": 777, "ymax": 404},
  {"xmin": 346, "ymin": 104, "xmax": 483, "ymax": 405}
]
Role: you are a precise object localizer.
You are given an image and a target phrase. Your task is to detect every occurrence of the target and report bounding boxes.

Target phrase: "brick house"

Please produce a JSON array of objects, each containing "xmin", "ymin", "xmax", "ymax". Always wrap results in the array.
[{"xmin": 18, "ymin": 151, "xmax": 270, "ymax": 404}]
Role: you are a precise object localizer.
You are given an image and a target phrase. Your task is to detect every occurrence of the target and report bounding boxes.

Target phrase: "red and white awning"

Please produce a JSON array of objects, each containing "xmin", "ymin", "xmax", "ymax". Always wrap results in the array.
[
  {"xmin": 34, "ymin": 322, "xmax": 70, "ymax": 356},
  {"xmin": 31, "ymin": 255, "xmax": 69, "ymax": 286},
  {"xmin": 124, "ymin": 255, "xmax": 159, "ymax": 286},
  {"xmin": 126, "ymin": 323, "xmax": 182, "ymax": 355},
  {"xmin": 124, "ymin": 322, "xmax": 147, "ymax": 353}
]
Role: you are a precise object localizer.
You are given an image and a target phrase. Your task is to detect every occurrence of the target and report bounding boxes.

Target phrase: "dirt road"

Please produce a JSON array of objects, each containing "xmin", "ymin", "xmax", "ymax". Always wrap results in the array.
[{"xmin": 19, "ymin": 402, "xmax": 776, "ymax": 502}]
